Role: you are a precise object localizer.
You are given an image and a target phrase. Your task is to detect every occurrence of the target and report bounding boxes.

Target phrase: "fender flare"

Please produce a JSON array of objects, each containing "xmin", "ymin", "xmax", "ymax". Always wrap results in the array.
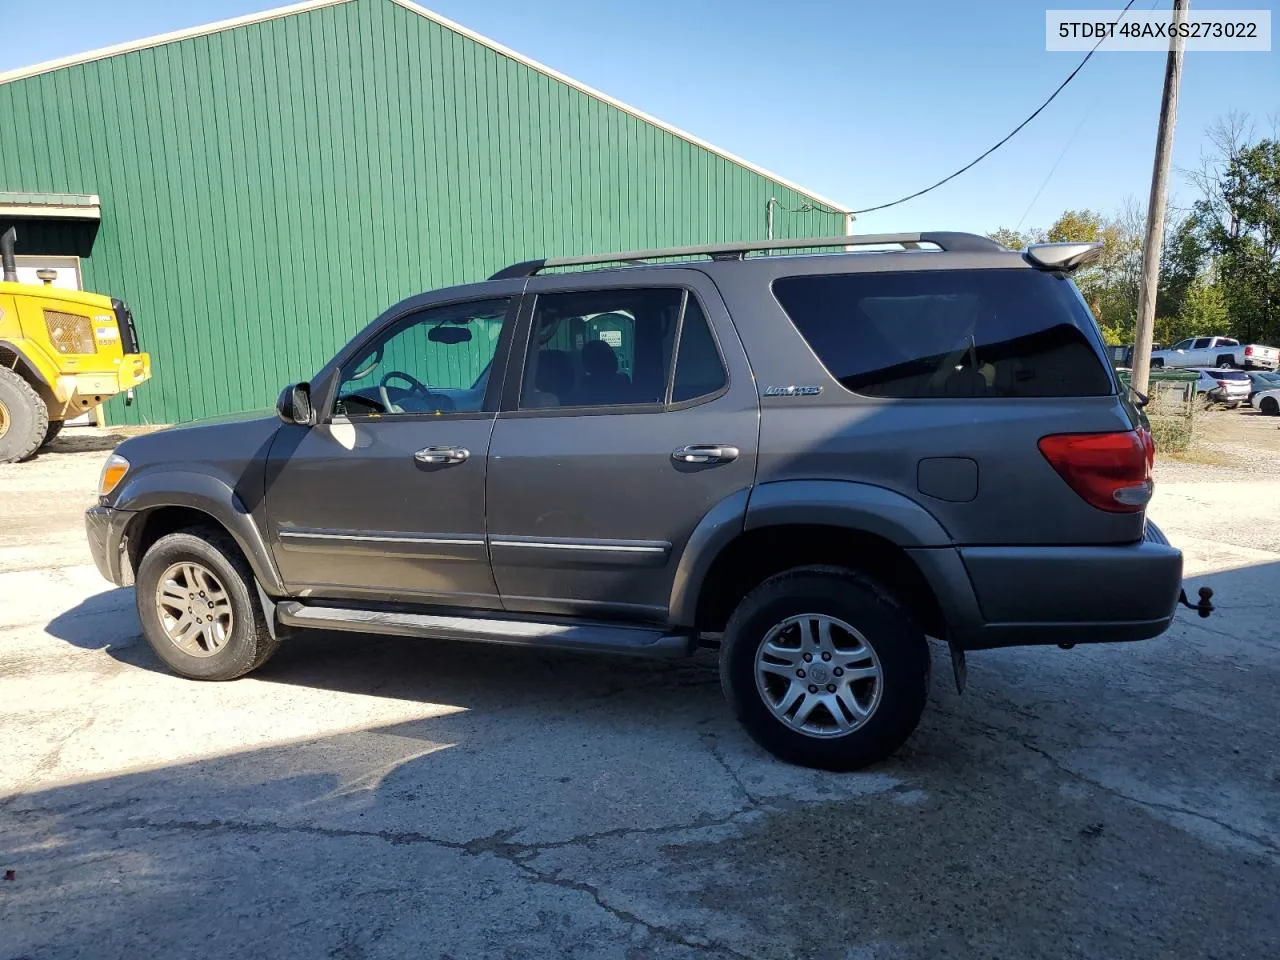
[
  {"xmin": 744, "ymin": 479, "xmax": 953, "ymax": 546},
  {"xmin": 667, "ymin": 480, "xmax": 954, "ymax": 627},
  {"xmin": 114, "ymin": 469, "xmax": 286, "ymax": 595},
  {"xmin": 0, "ymin": 338, "xmax": 57, "ymax": 391}
]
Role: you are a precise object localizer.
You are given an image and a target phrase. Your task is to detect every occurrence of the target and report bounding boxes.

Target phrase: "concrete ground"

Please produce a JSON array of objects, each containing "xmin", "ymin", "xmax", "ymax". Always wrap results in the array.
[{"xmin": 2, "ymin": 426, "xmax": 1277, "ymax": 960}]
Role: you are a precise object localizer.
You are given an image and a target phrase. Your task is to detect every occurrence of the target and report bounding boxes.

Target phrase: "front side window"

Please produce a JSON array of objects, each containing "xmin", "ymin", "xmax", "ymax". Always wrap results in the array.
[
  {"xmin": 519, "ymin": 287, "xmax": 725, "ymax": 410},
  {"xmin": 336, "ymin": 298, "xmax": 510, "ymax": 417},
  {"xmin": 1173, "ymin": 339, "xmax": 1195, "ymax": 350},
  {"xmin": 772, "ymin": 269, "xmax": 1112, "ymax": 399}
]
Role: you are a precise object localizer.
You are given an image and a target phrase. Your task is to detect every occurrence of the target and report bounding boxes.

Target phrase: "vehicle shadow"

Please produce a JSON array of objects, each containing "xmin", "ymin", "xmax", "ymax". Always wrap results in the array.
[
  {"xmin": 41, "ymin": 431, "xmax": 129, "ymax": 454},
  {"xmin": 14, "ymin": 559, "xmax": 1280, "ymax": 960},
  {"xmin": 44, "ymin": 583, "xmax": 725, "ymax": 711}
]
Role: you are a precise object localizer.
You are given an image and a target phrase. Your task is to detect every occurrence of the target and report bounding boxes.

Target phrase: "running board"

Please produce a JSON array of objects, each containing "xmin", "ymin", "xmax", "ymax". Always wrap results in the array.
[{"xmin": 275, "ymin": 601, "xmax": 695, "ymax": 659}]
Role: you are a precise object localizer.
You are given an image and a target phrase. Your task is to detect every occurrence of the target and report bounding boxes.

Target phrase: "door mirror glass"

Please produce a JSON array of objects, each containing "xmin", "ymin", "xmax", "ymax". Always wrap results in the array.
[{"xmin": 277, "ymin": 382, "xmax": 313, "ymax": 426}]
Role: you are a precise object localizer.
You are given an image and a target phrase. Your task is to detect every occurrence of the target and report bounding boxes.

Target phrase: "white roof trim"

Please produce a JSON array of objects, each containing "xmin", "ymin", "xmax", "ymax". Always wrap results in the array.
[
  {"xmin": 0, "ymin": 0, "xmax": 850, "ymax": 214},
  {"xmin": 0, "ymin": 0, "xmax": 354, "ymax": 85},
  {"xmin": 0, "ymin": 192, "xmax": 102, "ymax": 221},
  {"xmin": 0, "ymin": 202, "xmax": 101, "ymax": 221}
]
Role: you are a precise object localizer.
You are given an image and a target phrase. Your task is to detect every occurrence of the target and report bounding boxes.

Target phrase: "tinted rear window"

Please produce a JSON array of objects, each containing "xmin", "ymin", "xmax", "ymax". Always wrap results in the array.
[
  {"xmin": 772, "ymin": 269, "xmax": 1112, "ymax": 398},
  {"xmin": 1210, "ymin": 370, "xmax": 1250, "ymax": 381}
]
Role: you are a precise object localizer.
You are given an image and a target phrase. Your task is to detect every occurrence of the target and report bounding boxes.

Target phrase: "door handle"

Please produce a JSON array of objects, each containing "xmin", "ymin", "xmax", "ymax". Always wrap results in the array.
[
  {"xmin": 672, "ymin": 444, "xmax": 740, "ymax": 464},
  {"xmin": 414, "ymin": 446, "xmax": 471, "ymax": 465}
]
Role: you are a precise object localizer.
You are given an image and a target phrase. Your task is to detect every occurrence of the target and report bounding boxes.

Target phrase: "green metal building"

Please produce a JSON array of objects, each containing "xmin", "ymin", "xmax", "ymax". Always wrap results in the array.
[{"xmin": 0, "ymin": 0, "xmax": 849, "ymax": 425}]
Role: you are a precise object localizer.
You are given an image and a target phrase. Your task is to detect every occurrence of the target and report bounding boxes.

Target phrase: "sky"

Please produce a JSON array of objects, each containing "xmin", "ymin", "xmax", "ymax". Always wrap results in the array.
[{"xmin": 1, "ymin": 0, "xmax": 1276, "ymax": 236}]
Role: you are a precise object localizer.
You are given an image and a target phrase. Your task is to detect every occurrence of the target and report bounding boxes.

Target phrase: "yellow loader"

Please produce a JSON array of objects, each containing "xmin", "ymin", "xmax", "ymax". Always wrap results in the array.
[{"xmin": 0, "ymin": 227, "xmax": 151, "ymax": 462}]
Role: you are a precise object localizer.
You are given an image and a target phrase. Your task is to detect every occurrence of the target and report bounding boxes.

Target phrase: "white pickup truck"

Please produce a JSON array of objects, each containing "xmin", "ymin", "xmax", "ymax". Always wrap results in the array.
[{"xmin": 1150, "ymin": 336, "xmax": 1279, "ymax": 371}]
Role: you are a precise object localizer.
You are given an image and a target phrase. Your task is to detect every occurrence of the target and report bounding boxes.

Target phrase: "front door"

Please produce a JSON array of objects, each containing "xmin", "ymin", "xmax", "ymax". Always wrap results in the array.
[
  {"xmin": 486, "ymin": 272, "xmax": 758, "ymax": 622},
  {"xmin": 265, "ymin": 295, "xmax": 517, "ymax": 607}
]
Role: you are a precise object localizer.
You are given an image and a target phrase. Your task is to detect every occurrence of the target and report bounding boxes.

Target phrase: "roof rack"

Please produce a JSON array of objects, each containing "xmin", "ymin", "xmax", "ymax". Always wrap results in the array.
[{"xmin": 488, "ymin": 232, "xmax": 1003, "ymax": 280}]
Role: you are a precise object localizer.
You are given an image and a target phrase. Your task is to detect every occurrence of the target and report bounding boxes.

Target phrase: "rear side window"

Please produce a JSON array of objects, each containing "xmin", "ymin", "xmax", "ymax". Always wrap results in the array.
[
  {"xmin": 671, "ymin": 298, "xmax": 727, "ymax": 402},
  {"xmin": 772, "ymin": 269, "xmax": 1113, "ymax": 398}
]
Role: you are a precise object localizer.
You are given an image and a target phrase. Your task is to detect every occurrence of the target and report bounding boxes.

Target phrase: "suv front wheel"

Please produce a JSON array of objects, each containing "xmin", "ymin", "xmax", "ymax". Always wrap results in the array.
[
  {"xmin": 720, "ymin": 567, "xmax": 929, "ymax": 770},
  {"xmin": 135, "ymin": 526, "xmax": 280, "ymax": 680}
]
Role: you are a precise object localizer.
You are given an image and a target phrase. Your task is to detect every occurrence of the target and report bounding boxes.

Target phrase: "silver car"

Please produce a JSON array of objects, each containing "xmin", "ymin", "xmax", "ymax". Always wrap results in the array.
[{"xmin": 1192, "ymin": 367, "xmax": 1251, "ymax": 408}]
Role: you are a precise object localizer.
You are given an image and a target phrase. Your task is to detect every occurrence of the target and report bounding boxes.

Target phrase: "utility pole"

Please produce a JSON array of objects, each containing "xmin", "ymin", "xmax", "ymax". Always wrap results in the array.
[{"xmin": 1131, "ymin": 0, "xmax": 1190, "ymax": 398}]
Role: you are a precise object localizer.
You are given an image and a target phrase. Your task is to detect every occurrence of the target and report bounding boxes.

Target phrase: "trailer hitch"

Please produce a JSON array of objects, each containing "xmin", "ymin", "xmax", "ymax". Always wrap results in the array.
[{"xmin": 1178, "ymin": 586, "xmax": 1215, "ymax": 618}]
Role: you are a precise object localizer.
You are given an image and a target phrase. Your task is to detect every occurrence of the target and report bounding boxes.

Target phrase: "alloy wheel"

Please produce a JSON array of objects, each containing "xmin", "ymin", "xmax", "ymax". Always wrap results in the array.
[
  {"xmin": 754, "ymin": 613, "xmax": 883, "ymax": 738},
  {"xmin": 154, "ymin": 561, "xmax": 234, "ymax": 657}
]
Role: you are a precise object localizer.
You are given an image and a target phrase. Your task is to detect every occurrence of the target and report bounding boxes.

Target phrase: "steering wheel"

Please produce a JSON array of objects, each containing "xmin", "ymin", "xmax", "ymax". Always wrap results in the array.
[{"xmin": 377, "ymin": 371, "xmax": 454, "ymax": 413}]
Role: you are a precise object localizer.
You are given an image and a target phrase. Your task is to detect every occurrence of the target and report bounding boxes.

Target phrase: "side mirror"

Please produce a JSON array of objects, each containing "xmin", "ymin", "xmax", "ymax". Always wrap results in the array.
[{"xmin": 277, "ymin": 382, "xmax": 314, "ymax": 426}]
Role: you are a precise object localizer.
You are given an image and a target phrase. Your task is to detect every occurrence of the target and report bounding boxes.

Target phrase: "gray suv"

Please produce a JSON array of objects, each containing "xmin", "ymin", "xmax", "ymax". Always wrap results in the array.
[{"xmin": 85, "ymin": 233, "xmax": 1195, "ymax": 770}]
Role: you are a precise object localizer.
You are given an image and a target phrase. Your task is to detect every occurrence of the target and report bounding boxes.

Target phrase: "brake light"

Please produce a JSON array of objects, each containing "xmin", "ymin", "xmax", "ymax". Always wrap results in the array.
[
  {"xmin": 1140, "ymin": 425, "xmax": 1154, "ymax": 471},
  {"xmin": 1038, "ymin": 430, "xmax": 1152, "ymax": 513},
  {"xmin": 1245, "ymin": 345, "xmax": 1253, "ymax": 356}
]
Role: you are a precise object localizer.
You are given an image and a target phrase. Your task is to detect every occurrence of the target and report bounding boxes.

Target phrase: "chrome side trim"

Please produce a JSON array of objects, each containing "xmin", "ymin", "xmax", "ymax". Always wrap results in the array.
[
  {"xmin": 491, "ymin": 539, "xmax": 666, "ymax": 554},
  {"xmin": 279, "ymin": 530, "xmax": 483, "ymax": 546}
]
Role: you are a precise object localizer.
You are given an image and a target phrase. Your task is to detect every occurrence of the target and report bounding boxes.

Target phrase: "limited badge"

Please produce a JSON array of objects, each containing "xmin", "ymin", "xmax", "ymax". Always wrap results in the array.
[{"xmin": 762, "ymin": 385, "xmax": 822, "ymax": 397}]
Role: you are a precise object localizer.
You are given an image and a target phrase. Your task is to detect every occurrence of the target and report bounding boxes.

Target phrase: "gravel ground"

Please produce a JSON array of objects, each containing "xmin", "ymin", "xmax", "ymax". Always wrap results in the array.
[
  {"xmin": 1154, "ymin": 406, "xmax": 1280, "ymax": 482},
  {"xmin": 1, "ymin": 427, "xmax": 1277, "ymax": 960}
]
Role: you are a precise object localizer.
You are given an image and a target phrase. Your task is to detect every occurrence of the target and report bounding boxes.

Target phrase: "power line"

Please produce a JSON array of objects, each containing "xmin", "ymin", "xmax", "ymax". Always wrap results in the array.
[
  {"xmin": 852, "ymin": 0, "xmax": 1140, "ymax": 216},
  {"xmin": 1014, "ymin": 91, "xmax": 1102, "ymax": 231},
  {"xmin": 1013, "ymin": 0, "xmax": 1162, "ymax": 230}
]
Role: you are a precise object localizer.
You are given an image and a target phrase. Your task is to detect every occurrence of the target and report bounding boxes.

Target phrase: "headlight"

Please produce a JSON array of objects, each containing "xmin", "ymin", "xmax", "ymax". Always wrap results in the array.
[{"xmin": 98, "ymin": 454, "xmax": 130, "ymax": 497}]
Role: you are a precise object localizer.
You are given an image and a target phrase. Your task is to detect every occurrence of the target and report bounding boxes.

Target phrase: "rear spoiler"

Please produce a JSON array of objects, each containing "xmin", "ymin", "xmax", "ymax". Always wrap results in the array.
[{"xmin": 1023, "ymin": 241, "xmax": 1104, "ymax": 273}]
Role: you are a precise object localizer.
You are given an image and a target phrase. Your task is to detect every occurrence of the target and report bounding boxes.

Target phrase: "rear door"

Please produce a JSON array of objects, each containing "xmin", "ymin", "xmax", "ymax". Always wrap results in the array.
[{"xmin": 486, "ymin": 270, "xmax": 758, "ymax": 622}]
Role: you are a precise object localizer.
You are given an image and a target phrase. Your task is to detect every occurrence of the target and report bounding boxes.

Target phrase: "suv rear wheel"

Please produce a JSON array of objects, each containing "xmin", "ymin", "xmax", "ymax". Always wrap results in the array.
[
  {"xmin": 720, "ymin": 567, "xmax": 929, "ymax": 770},
  {"xmin": 135, "ymin": 526, "xmax": 280, "ymax": 680}
]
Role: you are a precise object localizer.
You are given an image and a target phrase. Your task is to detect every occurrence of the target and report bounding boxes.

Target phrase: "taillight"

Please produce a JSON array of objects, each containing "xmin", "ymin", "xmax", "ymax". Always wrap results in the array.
[
  {"xmin": 1245, "ymin": 345, "xmax": 1253, "ymax": 356},
  {"xmin": 1038, "ymin": 430, "xmax": 1152, "ymax": 513},
  {"xmin": 1139, "ymin": 425, "xmax": 1154, "ymax": 471}
]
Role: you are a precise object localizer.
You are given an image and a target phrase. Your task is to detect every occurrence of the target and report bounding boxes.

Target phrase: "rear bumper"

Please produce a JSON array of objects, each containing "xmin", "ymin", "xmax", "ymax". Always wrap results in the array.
[
  {"xmin": 52, "ymin": 353, "xmax": 151, "ymax": 413},
  {"xmin": 85, "ymin": 504, "xmax": 135, "ymax": 586},
  {"xmin": 1209, "ymin": 391, "xmax": 1249, "ymax": 404},
  {"xmin": 911, "ymin": 523, "xmax": 1183, "ymax": 651}
]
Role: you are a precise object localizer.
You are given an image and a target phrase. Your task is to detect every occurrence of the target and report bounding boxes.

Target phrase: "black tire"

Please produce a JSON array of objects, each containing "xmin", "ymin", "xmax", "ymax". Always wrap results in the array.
[
  {"xmin": 42, "ymin": 419, "xmax": 64, "ymax": 448},
  {"xmin": 135, "ymin": 526, "xmax": 281, "ymax": 680},
  {"xmin": 1262, "ymin": 397, "xmax": 1280, "ymax": 416},
  {"xmin": 719, "ymin": 566, "xmax": 929, "ymax": 771},
  {"xmin": 1151, "ymin": 359, "xmax": 1164, "ymax": 369},
  {"xmin": 1216, "ymin": 357, "xmax": 1237, "ymax": 370},
  {"xmin": 0, "ymin": 367, "xmax": 49, "ymax": 463}
]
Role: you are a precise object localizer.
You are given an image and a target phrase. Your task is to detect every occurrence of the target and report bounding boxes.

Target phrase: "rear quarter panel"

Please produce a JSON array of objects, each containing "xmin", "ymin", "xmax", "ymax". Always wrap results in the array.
[{"xmin": 706, "ymin": 253, "xmax": 1146, "ymax": 547}]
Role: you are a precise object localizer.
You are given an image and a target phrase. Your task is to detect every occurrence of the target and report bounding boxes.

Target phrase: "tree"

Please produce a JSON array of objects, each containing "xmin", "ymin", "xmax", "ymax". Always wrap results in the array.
[
  {"xmin": 1184, "ymin": 115, "xmax": 1280, "ymax": 343},
  {"xmin": 1046, "ymin": 209, "xmax": 1104, "ymax": 243},
  {"xmin": 987, "ymin": 227, "xmax": 1038, "ymax": 250},
  {"xmin": 1155, "ymin": 280, "xmax": 1228, "ymax": 343},
  {"xmin": 1042, "ymin": 207, "xmax": 1144, "ymax": 343},
  {"xmin": 1158, "ymin": 212, "xmax": 1209, "ymax": 320}
]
